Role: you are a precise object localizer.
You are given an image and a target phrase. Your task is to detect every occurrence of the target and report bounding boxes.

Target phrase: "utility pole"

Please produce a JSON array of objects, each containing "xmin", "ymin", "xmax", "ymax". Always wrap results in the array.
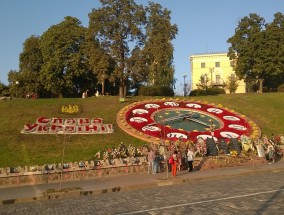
[{"xmin": 183, "ymin": 74, "xmax": 187, "ymax": 97}]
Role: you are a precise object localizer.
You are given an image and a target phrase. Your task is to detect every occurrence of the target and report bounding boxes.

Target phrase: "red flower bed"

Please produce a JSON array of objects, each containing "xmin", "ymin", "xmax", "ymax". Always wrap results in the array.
[{"xmin": 124, "ymin": 100, "xmax": 259, "ymax": 143}]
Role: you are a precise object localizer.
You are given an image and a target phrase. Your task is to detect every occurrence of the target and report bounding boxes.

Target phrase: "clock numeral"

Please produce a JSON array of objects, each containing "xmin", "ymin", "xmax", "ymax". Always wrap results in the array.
[
  {"xmin": 223, "ymin": 116, "xmax": 240, "ymax": 121},
  {"xmin": 142, "ymin": 126, "xmax": 160, "ymax": 132},
  {"xmin": 145, "ymin": 104, "xmax": 160, "ymax": 109},
  {"xmin": 186, "ymin": 103, "xmax": 201, "ymax": 108},
  {"xmin": 132, "ymin": 109, "xmax": 149, "ymax": 114},
  {"xmin": 164, "ymin": 102, "xmax": 179, "ymax": 107},
  {"xmin": 220, "ymin": 131, "xmax": 239, "ymax": 138},
  {"xmin": 129, "ymin": 117, "xmax": 148, "ymax": 123},
  {"xmin": 228, "ymin": 124, "xmax": 247, "ymax": 131},
  {"xmin": 207, "ymin": 108, "xmax": 223, "ymax": 114},
  {"xmin": 166, "ymin": 132, "xmax": 188, "ymax": 140}
]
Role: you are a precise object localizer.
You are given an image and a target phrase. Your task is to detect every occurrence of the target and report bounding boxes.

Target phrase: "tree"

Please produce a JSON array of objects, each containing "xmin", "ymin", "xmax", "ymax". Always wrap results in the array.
[
  {"xmin": 227, "ymin": 14, "xmax": 266, "ymax": 89},
  {"xmin": 143, "ymin": 2, "xmax": 178, "ymax": 87},
  {"xmin": 88, "ymin": 0, "xmax": 146, "ymax": 99},
  {"xmin": 19, "ymin": 35, "xmax": 44, "ymax": 97},
  {"xmin": 227, "ymin": 13, "xmax": 284, "ymax": 92},
  {"xmin": 7, "ymin": 70, "xmax": 22, "ymax": 97},
  {"xmin": 196, "ymin": 74, "xmax": 209, "ymax": 91},
  {"xmin": 260, "ymin": 12, "xmax": 284, "ymax": 90},
  {"xmin": 0, "ymin": 81, "xmax": 9, "ymax": 96},
  {"xmin": 127, "ymin": 46, "xmax": 149, "ymax": 94},
  {"xmin": 225, "ymin": 75, "xmax": 239, "ymax": 93},
  {"xmin": 84, "ymin": 29, "xmax": 115, "ymax": 96},
  {"xmin": 40, "ymin": 16, "xmax": 92, "ymax": 97}
]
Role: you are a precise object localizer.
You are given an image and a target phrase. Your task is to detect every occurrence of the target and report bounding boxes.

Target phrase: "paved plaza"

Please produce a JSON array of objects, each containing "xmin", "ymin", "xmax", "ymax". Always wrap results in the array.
[{"xmin": 0, "ymin": 159, "xmax": 284, "ymax": 205}]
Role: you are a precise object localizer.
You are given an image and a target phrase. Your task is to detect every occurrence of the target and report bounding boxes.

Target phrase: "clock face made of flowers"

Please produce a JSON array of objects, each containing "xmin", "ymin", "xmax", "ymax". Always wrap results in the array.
[{"xmin": 117, "ymin": 100, "xmax": 261, "ymax": 143}]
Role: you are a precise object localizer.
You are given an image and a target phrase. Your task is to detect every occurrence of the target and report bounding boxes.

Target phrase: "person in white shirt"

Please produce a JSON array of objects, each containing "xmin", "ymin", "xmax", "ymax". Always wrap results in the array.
[
  {"xmin": 147, "ymin": 149, "xmax": 155, "ymax": 174},
  {"xmin": 187, "ymin": 148, "xmax": 194, "ymax": 172}
]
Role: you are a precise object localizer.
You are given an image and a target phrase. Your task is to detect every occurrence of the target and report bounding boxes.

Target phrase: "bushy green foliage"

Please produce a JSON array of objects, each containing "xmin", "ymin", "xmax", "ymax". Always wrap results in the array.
[
  {"xmin": 0, "ymin": 82, "xmax": 9, "ymax": 96},
  {"xmin": 138, "ymin": 86, "xmax": 174, "ymax": 96},
  {"xmin": 277, "ymin": 84, "xmax": 284, "ymax": 92},
  {"xmin": 227, "ymin": 12, "xmax": 284, "ymax": 91},
  {"xmin": 225, "ymin": 76, "xmax": 239, "ymax": 93},
  {"xmin": 190, "ymin": 87, "xmax": 226, "ymax": 96}
]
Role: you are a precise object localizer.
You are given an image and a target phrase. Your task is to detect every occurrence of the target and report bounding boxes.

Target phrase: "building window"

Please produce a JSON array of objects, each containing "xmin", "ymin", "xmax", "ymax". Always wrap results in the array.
[
  {"xmin": 201, "ymin": 62, "xmax": 206, "ymax": 68},
  {"xmin": 215, "ymin": 62, "xmax": 220, "ymax": 67},
  {"xmin": 216, "ymin": 75, "xmax": 221, "ymax": 84},
  {"xmin": 200, "ymin": 75, "xmax": 206, "ymax": 84}
]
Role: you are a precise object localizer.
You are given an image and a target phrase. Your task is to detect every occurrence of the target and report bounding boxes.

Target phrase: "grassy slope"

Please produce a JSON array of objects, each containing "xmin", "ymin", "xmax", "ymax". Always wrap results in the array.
[{"xmin": 0, "ymin": 93, "xmax": 283, "ymax": 168}]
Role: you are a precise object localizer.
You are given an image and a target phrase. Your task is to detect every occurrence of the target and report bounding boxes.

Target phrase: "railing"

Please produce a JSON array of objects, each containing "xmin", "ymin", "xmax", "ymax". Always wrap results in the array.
[{"xmin": 211, "ymin": 80, "xmax": 225, "ymax": 86}]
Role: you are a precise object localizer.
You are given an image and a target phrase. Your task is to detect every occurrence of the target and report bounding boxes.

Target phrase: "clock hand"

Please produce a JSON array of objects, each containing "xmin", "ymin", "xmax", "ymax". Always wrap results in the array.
[
  {"xmin": 147, "ymin": 113, "xmax": 193, "ymax": 126},
  {"xmin": 186, "ymin": 117, "xmax": 211, "ymax": 127}
]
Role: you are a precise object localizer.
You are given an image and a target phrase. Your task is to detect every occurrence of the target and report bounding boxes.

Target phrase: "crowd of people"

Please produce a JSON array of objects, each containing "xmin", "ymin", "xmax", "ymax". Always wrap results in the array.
[
  {"xmin": 144, "ymin": 134, "xmax": 283, "ymax": 176},
  {"xmin": 94, "ymin": 134, "xmax": 283, "ymax": 177},
  {"xmin": 146, "ymin": 142, "xmax": 195, "ymax": 177}
]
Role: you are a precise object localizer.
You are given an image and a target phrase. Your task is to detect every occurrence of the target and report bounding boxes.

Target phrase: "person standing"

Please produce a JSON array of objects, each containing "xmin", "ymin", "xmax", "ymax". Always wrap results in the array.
[
  {"xmin": 187, "ymin": 148, "xmax": 194, "ymax": 172},
  {"xmin": 171, "ymin": 150, "xmax": 178, "ymax": 177},
  {"xmin": 165, "ymin": 148, "xmax": 172, "ymax": 173},
  {"xmin": 153, "ymin": 151, "xmax": 160, "ymax": 174},
  {"xmin": 147, "ymin": 149, "xmax": 155, "ymax": 174},
  {"xmin": 177, "ymin": 150, "xmax": 182, "ymax": 171}
]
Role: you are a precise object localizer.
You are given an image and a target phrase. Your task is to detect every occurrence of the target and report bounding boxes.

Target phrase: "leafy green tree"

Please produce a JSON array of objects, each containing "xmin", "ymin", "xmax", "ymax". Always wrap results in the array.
[
  {"xmin": 260, "ymin": 12, "xmax": 284, "ymax": 90},
  {"xmin": 84, "ymin": 29, "xmax": 115, "ymax": 96},
  {"xmin": 227, "ymin": 14, "xmax": 266, "ymax": 89},
  {"xmin": 225, "ymin": 75, "xmax": 239, "ymax": 93},
  {"xmin": 19, "ymin": 35, "xmax": 44, "ymax": 96},
  {"xmin": 196, "ymin": 74, "xmax": 209, "ymax": 91},
  {"xmin": 0, "ymin": 81, "xmax": 9, "ymax": 96},
  {"xmin": 127, "ymin": 46, "xmax": 149, "ymax": 94},
  {"xmin": 88, "ymin": 0, "xmax": 147, "ymax": 99},
  {"xmin": 40, "ymin": 16, "xmax": 92, "ymax": 97},
  {"xmin": 143, "ymin": 2, "xmax": 178, "ymax": 87},
  {"xmin": 227, "ymin": 13, "xmax": 284, "ymax": 92},
  {"xmin": 7, "ymin": 70, "xmax": 23, "ymax": 97}
]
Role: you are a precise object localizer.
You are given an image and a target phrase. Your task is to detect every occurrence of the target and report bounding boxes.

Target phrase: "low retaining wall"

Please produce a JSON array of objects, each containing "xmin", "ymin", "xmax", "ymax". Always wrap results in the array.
[
  {"xmin": 0, "ymin": 155, "xmax": 270, "ymax": 187},
  {"xmin": 0, "ymin": 164, "xmax": 148, "ymax": 187}
]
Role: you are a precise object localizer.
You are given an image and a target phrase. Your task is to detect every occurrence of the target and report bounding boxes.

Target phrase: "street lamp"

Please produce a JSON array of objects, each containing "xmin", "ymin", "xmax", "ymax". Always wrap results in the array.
[
  {"xmin": 183, "ymin": 74, "xmax": 187, "ymax": 97},
  {"xmin": 209, "ymin": 68, "xmax": 214, "ymax": 86},
  {"xmin": 58, "ymin": 126, "xmax": 69, "ymax": 190},
  {"xmin": 15, "ymin": 81, "xmax": 19, "ymax": 98}
]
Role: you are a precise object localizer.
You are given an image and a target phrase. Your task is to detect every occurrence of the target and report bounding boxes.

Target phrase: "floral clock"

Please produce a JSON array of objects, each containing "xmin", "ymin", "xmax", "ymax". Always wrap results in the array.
[{"xmin": 117, "ymin": 99, "xmax": 261, "ymax": 143}]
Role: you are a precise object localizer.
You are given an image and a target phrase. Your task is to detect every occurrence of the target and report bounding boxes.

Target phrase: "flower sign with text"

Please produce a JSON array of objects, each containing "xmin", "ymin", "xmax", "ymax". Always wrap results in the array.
[{"xmin": 21, "ymin": 117, "xmax": 114, "ymax": 134}]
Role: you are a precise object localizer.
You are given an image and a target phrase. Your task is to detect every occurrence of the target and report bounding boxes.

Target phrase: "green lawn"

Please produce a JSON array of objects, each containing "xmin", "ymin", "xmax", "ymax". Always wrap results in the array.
[{"xmin": 0, "ymin": 93, "xmax": 283, "ymax": 168}]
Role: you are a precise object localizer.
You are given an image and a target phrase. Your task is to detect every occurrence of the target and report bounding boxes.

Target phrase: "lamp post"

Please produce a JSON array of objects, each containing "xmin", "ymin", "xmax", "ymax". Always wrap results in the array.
[
  {"xmin": 58, "ymin": 126, "xmax": 68, "ymax": 190},
  {"xmin": 153, "ymin": 61, "xmax": 158, "ymax": 85},
  {"xmin": 101, "ymin": 73, "xmax": 105, "ymax": 96},
  {"xmin": 209, "ymin": 68, "xmax": 214, "ymax": 86},
  {"xmin": 183, "ymin": 74, "xmax": 187, "ymax": 97},
  {"xmin": 15, "ymin": 81, "xmax": 19, "ymax": 98}
]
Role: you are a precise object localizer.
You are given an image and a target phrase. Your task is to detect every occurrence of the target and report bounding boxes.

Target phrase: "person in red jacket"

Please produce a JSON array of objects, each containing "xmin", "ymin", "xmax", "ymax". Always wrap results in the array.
[{"xmin": 171, "ymin": 150, "xmax": 178, "ymax": 177}]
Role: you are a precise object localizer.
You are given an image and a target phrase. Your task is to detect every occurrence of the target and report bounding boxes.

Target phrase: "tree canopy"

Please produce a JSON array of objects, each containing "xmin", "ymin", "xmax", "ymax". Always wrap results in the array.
[
  {"xmin": 227, "ymin": 13, "xmax": 284, "ymax": 91},
  {"xmin": 88, "ymin": 0, "xmax": 147, "ymax": 98},
  {"xmin": 40, "ymin": 16, "xmax": 93, "ymax": 97},
  {"xmin": 7, "ymin": 1, "xmax": 177, "ymax": 98}
]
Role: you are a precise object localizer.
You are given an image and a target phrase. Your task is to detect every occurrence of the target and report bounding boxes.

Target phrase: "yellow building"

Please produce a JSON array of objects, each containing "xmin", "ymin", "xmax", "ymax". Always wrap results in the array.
[{"xmin": 189, "ymin": 52, "xmax": 246, "ymax": 94}]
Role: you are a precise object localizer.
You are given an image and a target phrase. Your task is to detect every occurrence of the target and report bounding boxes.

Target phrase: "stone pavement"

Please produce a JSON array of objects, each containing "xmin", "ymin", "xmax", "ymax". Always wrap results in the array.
[{"xmin": 0, "ymin": 159, "xmax": 283, "ymax": 205}]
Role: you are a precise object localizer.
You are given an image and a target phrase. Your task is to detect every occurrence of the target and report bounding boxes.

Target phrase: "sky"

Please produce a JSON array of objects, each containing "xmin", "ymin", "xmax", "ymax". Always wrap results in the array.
[{"xmin": 0, "ymin": 0, "xmax": 283, "ymax": 94}]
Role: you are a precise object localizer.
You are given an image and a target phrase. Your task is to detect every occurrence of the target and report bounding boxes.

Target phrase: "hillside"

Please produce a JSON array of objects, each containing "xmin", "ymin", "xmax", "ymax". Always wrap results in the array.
[{"xmin": 0, "ymin": 93, "xmax": 283, "ymax": 168}]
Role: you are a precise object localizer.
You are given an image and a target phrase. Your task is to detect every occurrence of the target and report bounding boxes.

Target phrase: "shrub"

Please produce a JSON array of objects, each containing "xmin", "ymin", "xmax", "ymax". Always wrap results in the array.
[
  {"xmin": 138, "ymin": 86, "xmax": 174, "ymax": 96},
  {"xmin": 190, "ymin": 87, "xmax": 225, "ymax": 96},
  {"xmin": 277, "ymin": 84, "xmax": 284, "ymax": 92}
]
